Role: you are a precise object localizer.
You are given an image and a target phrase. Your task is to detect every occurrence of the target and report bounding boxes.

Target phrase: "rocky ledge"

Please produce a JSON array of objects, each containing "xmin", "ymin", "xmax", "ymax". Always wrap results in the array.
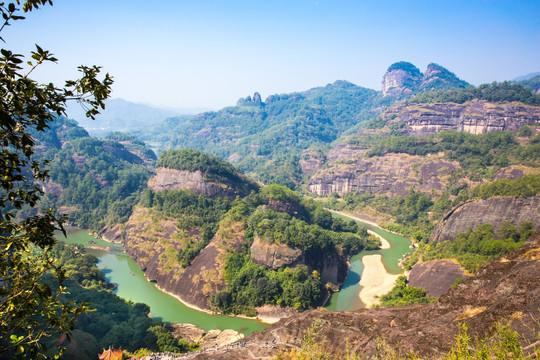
[
  {"xmin": 384, "ymin": 100, "xmax": 540, "ymax": 136},
  {"xmin": 148, "ymin": 168, "xmax": 241, "ymax": 199},
  {"xmin": 307, "ymin": 147, "xmax": 459, "ymax": 197}
]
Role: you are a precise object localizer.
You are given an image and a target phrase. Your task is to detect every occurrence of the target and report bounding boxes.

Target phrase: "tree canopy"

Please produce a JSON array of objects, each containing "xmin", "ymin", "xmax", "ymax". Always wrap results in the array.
[{"xmin": 0, "ymin": 1, "xmax": 113, "ymax": 358}]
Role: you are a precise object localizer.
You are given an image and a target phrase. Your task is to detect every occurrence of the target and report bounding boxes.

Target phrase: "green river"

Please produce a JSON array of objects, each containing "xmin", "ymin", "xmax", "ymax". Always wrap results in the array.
[
  {"xmin": 59, "ymin": 213, "xmax": 410, "ymax": 333},
  {"xmin": 326, "ymin": 213, "xmax": 412, "ymax": 311},
  {"xmin": 60, "ymin": 230, "xmax": 267, "ymax": 335}
]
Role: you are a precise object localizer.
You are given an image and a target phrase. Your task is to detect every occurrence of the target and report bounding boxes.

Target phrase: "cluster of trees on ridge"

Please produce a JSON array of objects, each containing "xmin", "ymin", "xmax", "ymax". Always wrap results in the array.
[{"xmin": 408, "ymin": 81, "xmax": 540, "ymax": 106}]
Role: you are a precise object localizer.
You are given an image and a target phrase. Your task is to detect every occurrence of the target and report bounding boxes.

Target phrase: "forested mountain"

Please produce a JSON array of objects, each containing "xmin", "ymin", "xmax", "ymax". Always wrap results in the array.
[
  {"xmin": 131, "ymin": 62, "xmax": 472, "ymax": 188},
  {"xmin": 26, "ymin": 64, "xmax": 540, "ymax": 359},
  {"xmin": 132, "ymin": 81, "xmax": 383, "ymax": 187},
  {"xmin": 28, "ymin": 117, "xmax": 155, "ymax": 231},
  {"xmin": 122, "ymin": 149, "xmax": 380, "ymax": 316}
]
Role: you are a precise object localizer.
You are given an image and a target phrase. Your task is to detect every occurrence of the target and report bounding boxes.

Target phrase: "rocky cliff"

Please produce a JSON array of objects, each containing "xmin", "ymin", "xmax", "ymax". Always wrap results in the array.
[
  {"xmin": 384, "ymin": 100, "xmax": 540, "ymax": 136},
  {"xmin": 431, "ymin": 196, "xmax": 540, "ymax": 242},
  {"xmin": 148, "ymin": 168, "xmax": 247, "ymax": 199},
  {"xmin": 307, "ymin": 145, "xmax": 459, "ymax": 196},
  {"xmin": 381, "ymin": 62, "xmax": 423, "ymax": 97},
  {"xmin": 123, "ymin": 207, "xmax": 239, "ymax": 310},
  {"xmin": 186, "ymin": 234, "xmax": 540, "ymax": 359},
  {"xmin": 382, "ymin": 62, "xmax": 468, "ymax": 97},
  {"xmin": 250, "ymin": 232, "xmax": 348, "ymax": 286},
  {"xmin": 250, "ymin": 236, "xmax": 303, "ymax": 270}
]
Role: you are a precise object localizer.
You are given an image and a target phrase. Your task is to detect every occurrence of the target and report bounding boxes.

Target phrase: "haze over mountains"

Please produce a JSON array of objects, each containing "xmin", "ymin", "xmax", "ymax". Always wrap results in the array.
[
  {"xmin": 65, "ymin": 98, "xmax": 211, "ymax": 136},
  {"xmin": 26, "ymin": 60, "xmax": 540, "ymax": 359}
]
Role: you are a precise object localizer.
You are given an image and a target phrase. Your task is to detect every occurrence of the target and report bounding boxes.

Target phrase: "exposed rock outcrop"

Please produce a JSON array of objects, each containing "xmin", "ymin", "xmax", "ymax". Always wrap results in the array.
[
  {"xmin": 431, "ymin": 196, "xmax": 540, "ymax": 242},
  {"xmin": 98, "ymin": 224, "xmax": 124, "ymax": 244},
  {"xmin": 249, "ymin": 235, "xmax": 348, "ymax": 286},
  {"xmin": 384, "ymin": 100, "xmax": 540, "ymax": 136},
  {"xmin": 250, "ymin": 236, "xmax": 303, "ymax": 270},
  {"xmin": 299, "ymin": 149, "xmax": 325, "ymax": 176},
  {"xmin": 170, "ymin": 323, "xmax": 244, "ymax": 349},
  {"xmin": 188, "ymin": 234, "xmax": 540, "ymax": 359},
  {"xmin": 308, "ymin": 147, "xmax": 459, "ymax": 196},
  {"xmin": 237, "ymin": 92, "xmax": 264, "ymax": 106},
  {"xmin": 382, "ymin": 62, "xmax": 468, "ymax": 98},
  {"xmin": 381, "ymin": 62, "xmax": 423, "ymax": 97},
  {"xmin": 148, "ymin": 168, "xmax": 246, "ymax": 199},
  {"xmin": 420, "ymin": 63, "xmax": 469, "ymax": 92},
  {"xmin": 408, "ymin": 260, "xmax": 469, "ymax": 297}
]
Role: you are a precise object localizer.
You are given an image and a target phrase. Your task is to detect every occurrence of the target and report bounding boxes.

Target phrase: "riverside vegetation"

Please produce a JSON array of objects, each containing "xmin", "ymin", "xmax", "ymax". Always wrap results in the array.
[
  {"xmin": 2, "ymin": 4, "xmax": 539, "ymax": 356},
  {"xmin": 44, "ymin": 243, "xmax": 199, "ymax": 359}
]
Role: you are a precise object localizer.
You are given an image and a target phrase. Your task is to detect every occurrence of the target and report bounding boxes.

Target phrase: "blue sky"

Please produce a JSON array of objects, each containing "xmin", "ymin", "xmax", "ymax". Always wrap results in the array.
[{"xmin": 5, "ymin": 0, "xmax": 540, "ymax": 109}]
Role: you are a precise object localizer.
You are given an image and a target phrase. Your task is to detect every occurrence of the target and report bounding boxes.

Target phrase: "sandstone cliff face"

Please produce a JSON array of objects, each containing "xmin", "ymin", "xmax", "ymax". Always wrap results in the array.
[
  {"xmin": 298, "ymin": 149, "xmax": 325, "ymax": 176},
  {"xmin": 381, "ymin": 62, "xmax": 467, "ymax": 98},
  {"xmin": 249, "ymin": 235, "xmax": 348, "ymax": 286},
  {"xmin": 148, "ymin": 168, "xmax": 240, "ymax": 199},
  {"xmin": 431, "ymin": 196, "xmax": 540, "ymax": 242},
  {"xmin": 190, "ymin": 234, "xmax": 540, "ymax": 359},
  {"xmin": 308, "ymin": 146, "xmax": 459, "ymax": 196},
  {"xmin": 123, "ymin": 207, "xmax": 231, "ymax": 310},
  {"xmin": 250, "ymin": 236, "xmax": 303, "ymax": 270},
  {"xmin": 381, "ymin": 62, "xmax": 422, "ymax": 97},
  {"xmin": 385, "ymin": 100, "xmax": 540, "ymax": 136}
]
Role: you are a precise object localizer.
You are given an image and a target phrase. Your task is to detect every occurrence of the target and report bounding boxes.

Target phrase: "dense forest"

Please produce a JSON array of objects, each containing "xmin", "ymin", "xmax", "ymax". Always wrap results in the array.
[{"xmin": 27, "ymin": 118, "xmax": 155, "ymax": 231}]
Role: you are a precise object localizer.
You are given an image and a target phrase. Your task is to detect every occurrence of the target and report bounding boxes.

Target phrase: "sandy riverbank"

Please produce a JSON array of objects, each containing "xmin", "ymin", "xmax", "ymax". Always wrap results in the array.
[
  {"xmin": 328, "ymin": 210, "xmax": 380, "ymax": 228},
  {"xmin": 367, "ymin": 229, "xmax": 390, "ymax": 249},
  {"xmin": 358, "ymin": 255, "xmax": 400, "ymax": 307}
]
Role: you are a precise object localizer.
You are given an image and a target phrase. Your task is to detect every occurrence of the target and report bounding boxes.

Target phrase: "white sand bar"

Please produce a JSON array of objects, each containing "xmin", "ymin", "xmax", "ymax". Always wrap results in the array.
[
  {"xmin": 367, "ymin": 229, "xmax": 390, "ymax": 249},
  {"xmin": 359, "ymin": 254, "xmax": 400, "ymax": 307}
]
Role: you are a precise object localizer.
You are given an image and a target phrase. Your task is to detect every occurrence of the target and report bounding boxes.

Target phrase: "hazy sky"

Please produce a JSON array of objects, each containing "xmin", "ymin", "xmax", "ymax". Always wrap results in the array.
[{"xmin": 5, "ymin": 0, "xmax": 540, "ymax": 109}]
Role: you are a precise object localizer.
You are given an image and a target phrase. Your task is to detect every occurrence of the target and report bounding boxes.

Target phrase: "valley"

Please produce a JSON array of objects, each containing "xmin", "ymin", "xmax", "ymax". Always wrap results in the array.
[{"xmin": 6, "ymin": 56, "xmax": 540, "ymax": 359}]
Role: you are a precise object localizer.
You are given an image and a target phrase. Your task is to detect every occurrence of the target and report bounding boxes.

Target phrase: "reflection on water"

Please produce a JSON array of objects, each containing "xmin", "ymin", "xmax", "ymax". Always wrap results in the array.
[{"xmin": 60, "ymin": 230, "xmax": 267, "ymax": 335}]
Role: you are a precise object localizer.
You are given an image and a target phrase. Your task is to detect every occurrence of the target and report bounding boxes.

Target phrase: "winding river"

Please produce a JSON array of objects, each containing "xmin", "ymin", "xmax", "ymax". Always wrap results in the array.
[
  {"xmin": 326, "ymin": 212, "xmax": 412, "ymax": 311},
  {"xmin": 60, "ymin": 230, "xmax": 267, "ymax": 335},
  {"xmin": 59, "ymin": 213, "xmax": 410, "ymax": 333}
]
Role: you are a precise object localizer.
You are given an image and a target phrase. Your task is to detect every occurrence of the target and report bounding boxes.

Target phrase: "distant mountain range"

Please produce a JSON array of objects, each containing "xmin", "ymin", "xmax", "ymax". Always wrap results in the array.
[
  {"xmin": 65, "ymin": 98, "xmax": 210, "ymax": 136},
  {"xmin": 513, "ymin": 71, "xmax": 540, "ymax": 82}
]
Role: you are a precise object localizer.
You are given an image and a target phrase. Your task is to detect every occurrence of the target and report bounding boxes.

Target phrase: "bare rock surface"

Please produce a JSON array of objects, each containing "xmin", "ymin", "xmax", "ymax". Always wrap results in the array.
[
  {"xmin": 431, "ymin": 196, "xmax": 540, "ymax": 242},
  {"xmin": 408, "ymin": 260, "xmax": 469, "ymax": 297},
  {"xmin": 250, "ymin": 236, "xmax": 303, "ymax": 270},
  {"xmin": 308, "ymin": 150, "xmax": 458, "ymax": 197},
  {"xmin": 170, "ymin": 323, "xmax": 244, "ymax": 348},
  {"xmin": 385, "ymin": 100, "xmax": 540, "ymax": 136},
  {"xmin": 148, "ymin": 168, "xmax": 235, "ymax": 199}
]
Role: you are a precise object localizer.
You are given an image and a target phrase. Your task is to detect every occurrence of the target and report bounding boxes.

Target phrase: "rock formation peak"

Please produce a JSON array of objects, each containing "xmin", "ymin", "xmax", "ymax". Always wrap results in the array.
[
  {"xmin": 381, "ymin": 61, "xmax": 423, "ymax": 97},
  {"xmin": 382, "ymin": 61, "xmax": 469, "ymax": 97}
]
